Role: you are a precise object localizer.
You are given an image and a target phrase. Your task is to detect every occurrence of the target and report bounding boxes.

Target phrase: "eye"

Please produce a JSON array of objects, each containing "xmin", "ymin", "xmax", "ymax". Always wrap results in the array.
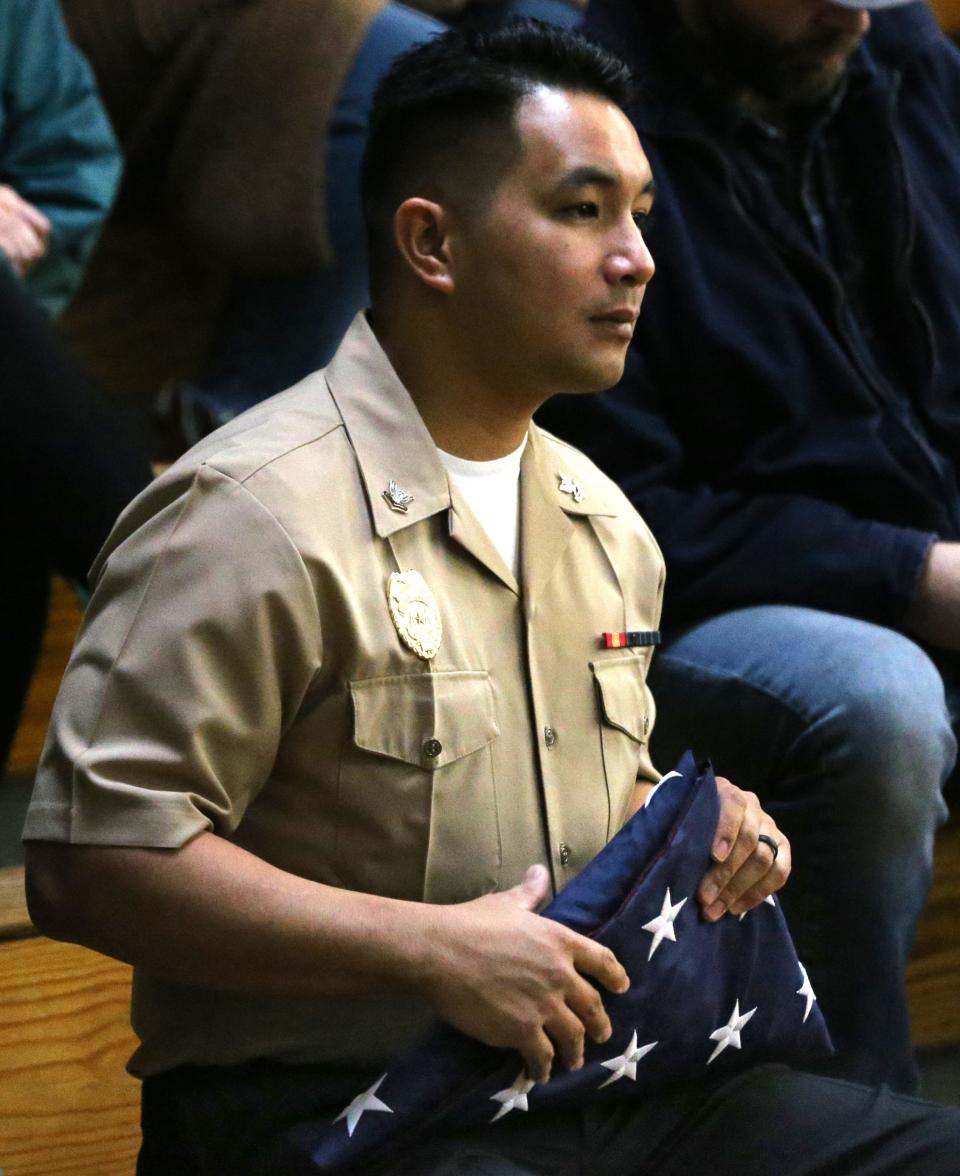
[
  {"xmin": 565, "ymin": 201, "xmax": 600, "ymax": 220},
  {"xmin": 632, "ymin": 208, "xmax": 653, "ymax": 231}
]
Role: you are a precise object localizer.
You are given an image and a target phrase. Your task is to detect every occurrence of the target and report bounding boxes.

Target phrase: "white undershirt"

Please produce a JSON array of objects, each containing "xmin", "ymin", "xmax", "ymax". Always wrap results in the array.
[{"xmin": 437, "ymin": 435, "xmax": 527, "ymax": 577}]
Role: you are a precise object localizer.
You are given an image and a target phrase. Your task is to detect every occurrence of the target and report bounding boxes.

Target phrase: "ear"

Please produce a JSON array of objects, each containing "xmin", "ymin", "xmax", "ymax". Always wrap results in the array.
[{"xmin": 392, "ymin": 198, "xmax": 456, "ymax": 295}]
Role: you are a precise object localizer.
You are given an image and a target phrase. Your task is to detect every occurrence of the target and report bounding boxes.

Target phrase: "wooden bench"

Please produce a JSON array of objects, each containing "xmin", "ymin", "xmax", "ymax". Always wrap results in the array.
[
  {"xmin": 907, "ymin": 818, "xmax": 960, "ymax": 1048},
  {"xmin": 0, "ymin": 868, "xmax": 141, "ymax": 1176}
]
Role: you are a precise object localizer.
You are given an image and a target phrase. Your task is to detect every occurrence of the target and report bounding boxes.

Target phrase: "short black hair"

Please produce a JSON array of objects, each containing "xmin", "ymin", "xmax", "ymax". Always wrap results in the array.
[{"xmin": 361, "ymin": 19, "xmax": 634, "ymax": 289}]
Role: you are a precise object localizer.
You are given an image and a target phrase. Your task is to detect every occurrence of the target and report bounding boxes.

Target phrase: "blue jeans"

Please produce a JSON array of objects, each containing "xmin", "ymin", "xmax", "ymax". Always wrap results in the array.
[
  {"xmin": 189, "ymin": 1, "xmax": 581, "ymax": 429},
  {"xmin": 647, "ymin": 605, "xmax": 955, "ymax": 1093}
]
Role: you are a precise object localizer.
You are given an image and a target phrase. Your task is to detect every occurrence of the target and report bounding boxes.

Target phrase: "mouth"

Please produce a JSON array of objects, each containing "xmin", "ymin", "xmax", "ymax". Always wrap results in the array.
[{"xmin": 589, "ymin": 308, "xmax": 640, "ymax": 340}]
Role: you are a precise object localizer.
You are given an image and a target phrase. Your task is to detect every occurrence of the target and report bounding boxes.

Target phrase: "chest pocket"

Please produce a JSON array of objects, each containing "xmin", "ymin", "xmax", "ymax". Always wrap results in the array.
[
  {"xmin": 592, "ymin": 655, "xmax": 651, "ymax": 837},
  {"xmin": 339, "ymin": 671, "xmax": 502, "ymax": 903}
]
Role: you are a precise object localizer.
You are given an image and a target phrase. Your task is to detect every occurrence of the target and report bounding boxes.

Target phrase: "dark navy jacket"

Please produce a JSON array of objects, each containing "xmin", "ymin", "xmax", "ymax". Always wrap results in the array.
[{"xmin": 539, "ymin": 1, "xmax": 960, "ymax": 631}]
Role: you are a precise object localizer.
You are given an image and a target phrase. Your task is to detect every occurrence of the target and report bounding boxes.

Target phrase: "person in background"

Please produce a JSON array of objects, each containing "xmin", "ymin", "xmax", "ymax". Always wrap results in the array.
[
  {"xmin": 0, "ymin": 265, "xmax": 152, "ymax": 777},
  {"xmin": 0, "ymin": 0, "xmax": 150, "ymax": 778},
  {"xmin": 0, "ymin": 0, "xmax": 121, "ymax": 317},
  {"xmin": 538, "ymin": 0, "xmax": 960, "ymax": 1092},
  {"xmin": 61, "ymin": 0, "xmax": 585, "ymax": 454}
]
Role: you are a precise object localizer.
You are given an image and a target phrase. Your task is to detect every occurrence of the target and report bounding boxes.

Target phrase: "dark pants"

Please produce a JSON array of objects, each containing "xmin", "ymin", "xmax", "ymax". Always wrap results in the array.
[
  {"xmin": 0, "ymin": 264, "xmax": 152, "ymax": 771},
  {"xmin": 138, "ymin": 1059, "xmax": 960, "ymax": 1176}
]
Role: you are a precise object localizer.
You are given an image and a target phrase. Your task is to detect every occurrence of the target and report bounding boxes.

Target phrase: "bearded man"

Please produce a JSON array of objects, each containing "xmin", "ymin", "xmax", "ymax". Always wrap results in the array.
[{"xmin": 539, "ymin": 0, "xmax": 960, "ymax": 1094}]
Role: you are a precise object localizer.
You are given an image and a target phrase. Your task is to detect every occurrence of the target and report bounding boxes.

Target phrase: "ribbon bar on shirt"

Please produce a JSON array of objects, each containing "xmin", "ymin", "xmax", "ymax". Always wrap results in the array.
[{"xmin": 601, "ymin": 631, "xmax": 661, "ymax": 649}]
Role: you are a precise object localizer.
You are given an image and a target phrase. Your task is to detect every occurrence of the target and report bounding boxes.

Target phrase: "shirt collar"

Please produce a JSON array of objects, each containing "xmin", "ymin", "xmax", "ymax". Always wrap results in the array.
[
  {"xmin": 524, "ymin": 425, "xmax": 618, "ymax": 519},
  {"xmin": 324, "ymin": 313, "xmax": 452, "ymax": 539},
  {"xmin": 323, "ymin": 312, "xmax": 618, "ymax": 539}
]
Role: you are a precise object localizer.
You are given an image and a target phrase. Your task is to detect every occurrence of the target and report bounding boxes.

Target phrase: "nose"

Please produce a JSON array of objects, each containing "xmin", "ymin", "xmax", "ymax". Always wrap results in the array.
[
  {"xmin": 821, "ymin": 3, "xmax": 870, "ymax": 36},
  {"xmin": 603, "ymin": 223, "xmax": 655, "ymax": 288}
]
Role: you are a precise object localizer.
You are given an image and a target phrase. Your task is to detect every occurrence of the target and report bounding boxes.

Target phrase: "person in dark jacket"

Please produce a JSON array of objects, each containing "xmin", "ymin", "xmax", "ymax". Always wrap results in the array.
[{"xmin": 539, "ymin": 0, "xmax": 960, "ymax": 1093}]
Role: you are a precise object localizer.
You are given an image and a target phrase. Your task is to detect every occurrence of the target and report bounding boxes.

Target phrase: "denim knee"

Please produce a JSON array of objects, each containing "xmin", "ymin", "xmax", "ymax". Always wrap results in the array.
[{"xmin": 813, "ymin": 628, "xmax": 954, "ymax": 832}]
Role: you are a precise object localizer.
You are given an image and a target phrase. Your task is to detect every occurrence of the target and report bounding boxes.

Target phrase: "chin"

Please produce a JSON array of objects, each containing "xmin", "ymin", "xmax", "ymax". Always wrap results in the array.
[
  {"xmin": 562, "ymin": 361, "xmax": 627, "ymax": 396},
  {"xmin": 591, "ymin": 349, "xmax": 629, "ymax": 389},
  {"xmin": 780, "ymin": 52, "xmax": 851, "ymax": 108}
]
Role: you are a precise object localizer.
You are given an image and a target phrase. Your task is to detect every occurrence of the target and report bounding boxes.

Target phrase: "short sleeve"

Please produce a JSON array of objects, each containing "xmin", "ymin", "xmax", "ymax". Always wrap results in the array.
[{"xmin": 24, "ymin": 464, "xmax": 322, "ymax": 847}]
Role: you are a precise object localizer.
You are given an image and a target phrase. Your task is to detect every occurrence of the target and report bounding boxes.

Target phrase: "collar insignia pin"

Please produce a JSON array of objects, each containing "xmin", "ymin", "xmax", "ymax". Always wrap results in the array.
[
  {"xmin": 557, "ymin": 473, "xmax": 585, "ymax": 504},
  {"xmin": 383, "ymin": 480, "xmax": 414, "ymax": 513}
]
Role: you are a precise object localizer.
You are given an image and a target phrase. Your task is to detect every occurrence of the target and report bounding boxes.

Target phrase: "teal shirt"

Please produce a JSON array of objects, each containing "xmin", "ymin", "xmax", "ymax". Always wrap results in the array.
[{"xmin": 0, "ymin": 0, "xmax": 121, "ymax": 317}]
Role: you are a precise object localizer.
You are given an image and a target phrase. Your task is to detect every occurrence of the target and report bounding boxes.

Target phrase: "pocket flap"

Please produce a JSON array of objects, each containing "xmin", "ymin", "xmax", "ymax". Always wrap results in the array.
[
  {"xmin": 350, "ymin": 671, "xmax": 499, "ymax": 769},
  {"xmin": 592, "ymin": 656, "xmax": 649, "ymax": 743}
]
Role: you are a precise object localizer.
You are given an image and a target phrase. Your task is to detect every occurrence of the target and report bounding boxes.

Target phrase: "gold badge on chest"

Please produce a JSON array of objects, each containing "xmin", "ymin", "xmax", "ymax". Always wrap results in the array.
[{"xmin": 386, "ymin": 570, "xmax": 443, "ymax": 660}]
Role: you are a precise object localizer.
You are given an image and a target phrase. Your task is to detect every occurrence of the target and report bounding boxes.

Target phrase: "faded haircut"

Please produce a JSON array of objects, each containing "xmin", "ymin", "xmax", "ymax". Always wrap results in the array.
[{"xmin": 361, "ymin": 19, "xmax": 634, "ymax": 291}]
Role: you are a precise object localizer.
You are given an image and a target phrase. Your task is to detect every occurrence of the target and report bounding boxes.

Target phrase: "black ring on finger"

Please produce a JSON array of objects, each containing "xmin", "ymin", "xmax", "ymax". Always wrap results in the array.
[{"xmin": 757, "ymin": 833, "xmax": 779, "ymax": 861}]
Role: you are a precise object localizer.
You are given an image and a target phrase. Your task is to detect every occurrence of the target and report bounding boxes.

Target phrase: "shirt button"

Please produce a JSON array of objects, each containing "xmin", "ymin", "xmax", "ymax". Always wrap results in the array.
[
  {"xmin": 543, "ymin": 726, "xmax": 557, "ymax": 749},
  {"xmin": 423, "ymin": 738, "xmax": 442, "ymax": 759},
  {"xmin": 558, "ymin": 842, "xmax": 571, "ymax": 866}
]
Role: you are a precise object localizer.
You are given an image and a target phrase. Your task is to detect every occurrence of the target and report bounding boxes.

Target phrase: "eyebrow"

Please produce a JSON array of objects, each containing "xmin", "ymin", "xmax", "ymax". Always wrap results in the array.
[{"xmin": 555, "ymin": 165, "xmax": 656, "ymax": 197}]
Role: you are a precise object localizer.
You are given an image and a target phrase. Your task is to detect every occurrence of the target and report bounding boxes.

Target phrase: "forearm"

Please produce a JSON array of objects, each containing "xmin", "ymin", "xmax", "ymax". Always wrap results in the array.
[
  {"xmin": 25, "ymin": 832, "xmax": 435, "ymax": 998},
  {"xmin": 636, "ymin": 485, "xmax": 935, "ymax": 631},
  {"xmin": 27, "ymin": 834, "xmax": 633, "ymax": 1080},
  {"xmin": 904, "ymin": 539, "xmax": 960, "ymax": 651}
]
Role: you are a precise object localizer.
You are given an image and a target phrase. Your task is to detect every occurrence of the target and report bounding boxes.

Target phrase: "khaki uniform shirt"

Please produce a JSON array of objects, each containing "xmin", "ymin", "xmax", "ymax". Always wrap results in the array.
[{"xmin": 26, "ymin": 314, "xmax": 665, "ymax": 1077}]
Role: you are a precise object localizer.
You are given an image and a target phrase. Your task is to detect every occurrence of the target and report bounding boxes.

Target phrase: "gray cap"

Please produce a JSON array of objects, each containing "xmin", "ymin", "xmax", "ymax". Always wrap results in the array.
[{"xmin": 830, "ymin": 0, "xmax": 917, "ymax": 8}]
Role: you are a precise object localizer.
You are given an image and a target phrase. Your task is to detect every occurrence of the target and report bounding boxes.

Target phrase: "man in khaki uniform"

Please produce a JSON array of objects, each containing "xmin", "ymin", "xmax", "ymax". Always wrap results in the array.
[
  {"xmin": 26, "ymin": 306, "xmax": 668, "ymax": 1077},
  {"xmin": 23, "ymin": 21, "xmax": 960, "ymax": 1176}
]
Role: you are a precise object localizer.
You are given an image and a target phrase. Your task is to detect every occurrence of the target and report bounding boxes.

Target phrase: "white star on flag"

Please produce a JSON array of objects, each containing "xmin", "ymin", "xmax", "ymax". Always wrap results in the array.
[
  {"xmin": 644, "ymin": 770, "xmax": 682, "ymax": 809},
  {"xmin": 598, "ymin": 1029, "xmax": 658, "ymax": 1088},
  {"xmin": 490, "ymin": 1070, "xmax": 536, "ymax": 1123},
  {"xmin": 642, "ymin": 886, "xmax": 688, "ymax": 959},
  {"xmin": 797, "ymin": 962, "xmax": 817, "ymax": 1023},
  {"xmin": 738, "ymin": 894, "xmax": 777, "ymax": 921},
  {"xmin": 707, "ymin": 999, "xmax": 757, "ymax": 1064},
  {"xmin": 334, "ymin": 1074, "xmax": 393, "ymax": 1137}
]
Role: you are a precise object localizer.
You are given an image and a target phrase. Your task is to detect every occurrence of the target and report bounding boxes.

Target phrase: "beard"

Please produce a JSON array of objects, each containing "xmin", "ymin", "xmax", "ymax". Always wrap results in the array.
[{"xmin": 682, "ymin": 0, "xmax": 864, "ymax": 109}]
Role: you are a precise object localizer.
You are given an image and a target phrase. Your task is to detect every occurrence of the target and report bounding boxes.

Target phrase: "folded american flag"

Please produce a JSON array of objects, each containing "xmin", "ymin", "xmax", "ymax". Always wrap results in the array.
[{"xmin": 284, "ymin": 752, "xmax": 832, "ymax": 1171}]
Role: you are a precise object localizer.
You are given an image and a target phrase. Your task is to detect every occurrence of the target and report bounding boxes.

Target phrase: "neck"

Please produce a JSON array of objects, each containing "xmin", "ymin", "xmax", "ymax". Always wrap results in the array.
[{"xmin": 370, "ymin": 304, "xmax": 537, "ymax": 461}]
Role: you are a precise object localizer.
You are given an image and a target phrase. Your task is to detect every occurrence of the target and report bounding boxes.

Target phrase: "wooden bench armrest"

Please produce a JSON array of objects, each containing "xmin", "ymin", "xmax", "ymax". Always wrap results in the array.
[{"xmin": 0, "ymin": 865, "xmax": 33, "ymax": 942}]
